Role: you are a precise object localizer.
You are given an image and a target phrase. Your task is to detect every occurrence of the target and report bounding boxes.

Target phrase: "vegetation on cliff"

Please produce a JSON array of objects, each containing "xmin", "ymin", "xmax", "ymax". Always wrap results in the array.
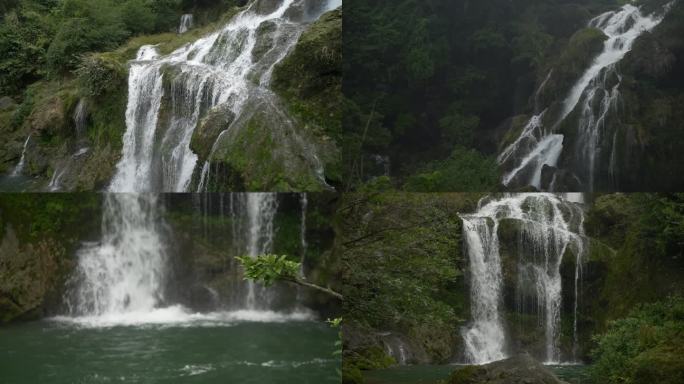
[
  {"xmin": 1, "ymin": 1, "xmax": 341, "ymax": 191},
  {"xmin": 343, "ymin": 0, "xmax": 684, "ymax": 191},
  {"xmin": 341, "ymin": 193, "xmax": 684, "ymax": 384},
  {"xmin": 590, "ymin": 296, "xmax": 684, "ymax": 384}
]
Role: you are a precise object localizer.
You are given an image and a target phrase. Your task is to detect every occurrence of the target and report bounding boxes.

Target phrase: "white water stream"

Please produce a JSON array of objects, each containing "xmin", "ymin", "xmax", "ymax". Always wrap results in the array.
[
  {"xmin": 10, "ymin": 136, "xmax": 31, "ymax": 177},
  {"xmin": 109, "ymin": 0, "xmax": 340, "ymax": 192},
  {"xmin": 499, "ymin": 3, "xmax": 673, "ymax": 190},
  {"xmin": 461, "ymin": 194, "xmax": 586, "ymax": 364},
  {"xmin": 60, "ymin": 193, "xmax": 317, "ymax": 327}
]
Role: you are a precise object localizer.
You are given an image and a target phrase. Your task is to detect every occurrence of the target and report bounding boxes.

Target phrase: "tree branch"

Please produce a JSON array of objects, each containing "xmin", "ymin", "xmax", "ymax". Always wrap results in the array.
[{"xmin": 285, "ymin": 277, "xmax": 344, "ymax": 301}]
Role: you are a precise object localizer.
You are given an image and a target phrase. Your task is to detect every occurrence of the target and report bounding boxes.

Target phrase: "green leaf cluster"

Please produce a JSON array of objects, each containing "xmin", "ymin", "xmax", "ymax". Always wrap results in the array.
[{"xmin": 235, "ymin": 254, "xmax": 300, "ymax": 287}]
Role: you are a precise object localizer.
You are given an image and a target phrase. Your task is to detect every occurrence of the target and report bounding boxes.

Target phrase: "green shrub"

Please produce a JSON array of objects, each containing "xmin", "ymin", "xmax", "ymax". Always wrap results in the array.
[
  {"xmin": 590, "ymin": 296, "xmax": 684, "ymax": 384},
  {"xmin": 403, "ymin": 146, "xmax": 500, "ymax": 192},
  {"xmin": 75, "ymin": 54, "xmax": 127, "ymax": 97}
]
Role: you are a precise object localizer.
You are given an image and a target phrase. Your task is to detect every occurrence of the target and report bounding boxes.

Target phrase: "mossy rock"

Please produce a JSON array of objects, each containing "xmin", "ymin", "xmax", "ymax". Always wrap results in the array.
[
  {"xmin": 208, "ymin": 92, "xmax": 332, "ymax": 191},
  {"xmin": 351, "ymin": 346, "xmax": 396, "ymax": 370},
  {"xmin": 271, "ymin": 8, "xmax": 342, "ymax": 172},
  {"xmin": 252, "ymin": 21, "xmax": 278, "ymax": 63},
  {"xmin": 538, "ymin": 27, "xmax": 607, "ymax": 107},
  {"xmin": 447, "ymin": 365, "xmax": 483, "ymax": 384},
  {"xmin": 190, "ymin": 104, "xmax": 236, "ymax": 162},
  {"xmin": 74, "ymin": 145, "xmax": 121, "ymax": 191},
  {"xmin": 498, "ymin": 114, "xmax": 530, "ymax": 152},
  {"xmin": 446, "ymin": 354, "xmax": 566, "ymax": 384}
]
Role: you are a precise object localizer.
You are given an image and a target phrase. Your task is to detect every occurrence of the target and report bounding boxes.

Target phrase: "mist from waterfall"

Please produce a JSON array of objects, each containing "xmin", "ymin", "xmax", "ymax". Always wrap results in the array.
[
  {"xmin": 56, "ymin": 193, "xmax": 317, "ymax": 327},
  {"xmin": 460, "ymin": 194, "xmax": 586, "ymax": 364},
  {"xmin": 64, "ymin": 194, "xmax": 169, "ymax": 320}
]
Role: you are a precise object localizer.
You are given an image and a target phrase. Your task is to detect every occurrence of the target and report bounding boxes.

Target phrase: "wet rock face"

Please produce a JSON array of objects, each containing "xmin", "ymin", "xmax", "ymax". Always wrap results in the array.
[
  {"xmin": 27, "ymin": 96, "xmax": 67, "ymax": 136},
  {"xmin": 447, "ymin": 354, "xmax": 568, "ymax": 384},
  {"xmin": 283, "ymin": 0, "xmax": 339, "ymax": 22},
  {"xmin": 190, "ymin": 104, "xmax": 236, "ymax": 162},
  {"xmin": 253, "ymin": 0, "xmax": 285, "ymax": 15},
  {"xmin": 0, "ymin": 96, "xmax": 15, "ymax": 111},
  {"xmin": 252, "ymin": 21, "xmax": 278, "ymax": 63},
  {"xmin": 0, "ymin": 226, "xmax": 72, "ymax": 323},
  {"xmin": 208, "ymin": 92, "xmax": 328, "ymax": 191}
]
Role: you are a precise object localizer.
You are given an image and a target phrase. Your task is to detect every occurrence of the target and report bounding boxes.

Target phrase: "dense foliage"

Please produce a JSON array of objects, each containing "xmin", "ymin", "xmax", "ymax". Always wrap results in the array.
[
  {"xmin": 590, "ymin": 296, "xmax": 684, "ymax": 384},
  {"xmin": 344, "ymin": 0, "xmax": 684, "ymax": 191},
  {"xmin": 584, "ymin": 194, "xmax": 684, "ymax": 324},
  {"xmin": 341, "ymin": 193, "xmax": 484, "ymax": 383},
  {"xmin": 0, "ymin": 0, "xmax": 243, "ymax": 96}
]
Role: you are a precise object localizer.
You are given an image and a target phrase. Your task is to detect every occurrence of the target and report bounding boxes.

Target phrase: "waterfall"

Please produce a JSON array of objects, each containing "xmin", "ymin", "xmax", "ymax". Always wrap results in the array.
[
  {"xmin": 461, "ymin": 213, "xmax": 507, "ymax": 364},
  {"xmin": 299, "ymin": 192, "xmax": 308, "ymax": 273},
  {"xmin": 66, "ymin": 194, "xmax": 168, "ymax": 317},
  {"xmin": 244, "ymin": 193, "xmax": 279, "ymax": 309},
  {"xmin": 460, "ymin": 194, "xmax": 586, "ymax": 364},
  {"xmin": 10, "ymin": 136, "xmax": 30, "ymax": 177},
  {"xmin": 109, "ymin": 0, "xmax": 340, "ymax": 192},
  {"xmin": 45, "ymin": 101, "xmax": 90, "ymax": 191},
  {"xmin": 178, "ymin": 14, "xmax": 194, "ymax": 34},
  {"xmin": 499, "ymin": 3, "xmax": 673, "ymax": 190},
  {"xmin": 54, "ymin": 193, "xmax": 317, "ymax": 327},
  {"xmin": 73, "ymin": 98, "xmax": 88, "ymax": 140}
]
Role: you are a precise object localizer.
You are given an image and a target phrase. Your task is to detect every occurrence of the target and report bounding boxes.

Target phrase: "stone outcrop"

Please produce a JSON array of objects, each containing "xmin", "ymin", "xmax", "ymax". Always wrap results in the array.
[{"xmin": 447, "ymin": 354, "xmax": 568, "ymax": 384}]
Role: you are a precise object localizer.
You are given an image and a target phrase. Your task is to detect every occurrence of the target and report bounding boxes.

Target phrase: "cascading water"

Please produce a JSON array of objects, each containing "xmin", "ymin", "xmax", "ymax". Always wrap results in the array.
[
  {"xmin": 244, "ymin": 193, "xmax": 279, "ymax": 309},
  {"xmin": 460, "ymin": 194, "xmax": 586, "ymax": 364},
  {"xmin": 10, "ymin": 136, "xmax": 30, "ymax": 177},
  {"xmin": 460, "ymin": 213, "xmax": 507, "ymax": 364},
  {"xmin": 299, "ymin": 192, "xmax": 308, "ymax": 272},
  {"xmin": 65, "ymin": 194, "xmax": 168, "ymax": 319},
  {"xmin": 73, "ymin": 98, "xmax": 88, "ymax": 140},
  {"xmin": 499, "ymin": 3, "xmax": 673, "ymax": 191},
  {"xmin": 109, "ymin": 0, "xmax": 340, "ymax": 192},
  {"xmin": 58, "ymin": 193, "xmax": 312, "ymax": 327},
  {"xmin": 46, "ymin": 100, "xmax": 91, "ymax": 191},
  {"xmin": 178, "ymin": 14, "xmax": 194, "ymax": 34}
]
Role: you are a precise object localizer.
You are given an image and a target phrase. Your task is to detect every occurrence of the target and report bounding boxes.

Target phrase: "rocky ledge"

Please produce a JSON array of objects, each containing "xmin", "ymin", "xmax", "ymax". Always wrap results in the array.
[{"xmin": 447, "ymin": 354, "xmax": 567, "ymax": 384}]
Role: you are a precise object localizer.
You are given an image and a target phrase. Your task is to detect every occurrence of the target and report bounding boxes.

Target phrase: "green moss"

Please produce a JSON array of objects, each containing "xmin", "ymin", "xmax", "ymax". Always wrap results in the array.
[
  {"xmin": 538, "ymin": 27, "xmax": 607, "ymax": 105},
  {"xmin": 342, "ymin": 361, "xmax": 364, "ymax": 384},
  {"xmin": 353, "ymin": 346, "xmax": 396, "ymax": 370},
  {"xmin": 76, "ymin": 54, "xmax": 127, "ymax": 97},
  {"xmin": 210, "ymin": 108, "xmax": 325, "ymax": 191},
  {"xmin": 88, "ymin": 83, "xmax": 127, "ymax": 151},
  {"xmin": 271, "ymin": 9, "xmax": 342, "ymax": 184},
  {"xmin": 100, "ymin": 7, "xmax": 243, "ymax": 65},
  {"xmin": 446, "ymin": 365, "xmax": 481, "ymax": 384},
  {"xmin": 630, "ymin": 342, "xmax": 684, "ymax": 384},
  {"xmin": 590, "ymin": 296, "xmax": 684, "ymax": 384},
  {"xmin": 499, "ymin": 115, "xmax": 530, "ymax": 152}
]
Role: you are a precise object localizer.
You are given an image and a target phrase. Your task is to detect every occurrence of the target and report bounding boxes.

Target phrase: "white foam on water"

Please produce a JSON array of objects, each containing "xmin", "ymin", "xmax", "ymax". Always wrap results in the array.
[
  {"xmin": 180, "ymin": 364, "xmax": 213, "ymax": 376},
  {"xmin": 50, "ymin": 306, "xmax": 315, "ymax": 328}
]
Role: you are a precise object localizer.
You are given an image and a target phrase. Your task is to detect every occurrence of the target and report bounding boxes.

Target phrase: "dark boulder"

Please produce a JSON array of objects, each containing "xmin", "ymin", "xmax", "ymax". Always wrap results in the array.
[{"xmin": 447, "ymin": 354, "xmax": 568, "ymax": 384}]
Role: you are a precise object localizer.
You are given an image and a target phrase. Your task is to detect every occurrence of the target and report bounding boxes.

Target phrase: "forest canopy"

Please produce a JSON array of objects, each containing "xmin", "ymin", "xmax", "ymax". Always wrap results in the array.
[
  {"xmin": 0, "ymin": 0, "xmax": 243, "ymax": 96},
  {"xmin": 343, "ymin": 0, "xmax": 655, "ymax": 191}
]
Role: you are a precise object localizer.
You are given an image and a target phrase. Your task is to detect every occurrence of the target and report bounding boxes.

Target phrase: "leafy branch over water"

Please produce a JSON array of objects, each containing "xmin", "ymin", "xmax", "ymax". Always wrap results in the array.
[{"xmin": 236, "ymin": 254, "xmax": 343, "ymax": 300}]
